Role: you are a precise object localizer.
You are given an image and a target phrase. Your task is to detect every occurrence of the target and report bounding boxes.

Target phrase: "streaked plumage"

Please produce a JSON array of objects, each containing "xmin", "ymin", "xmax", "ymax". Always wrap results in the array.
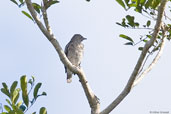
[{"xmin": 64, "ymin": 34, "xmax": 86, "ymax": 83}]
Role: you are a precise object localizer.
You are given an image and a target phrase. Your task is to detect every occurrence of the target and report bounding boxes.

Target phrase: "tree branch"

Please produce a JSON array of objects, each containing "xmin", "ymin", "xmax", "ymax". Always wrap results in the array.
[
  {"xmin": 42, "ymin": 0, "xmax": 52, "ymax": 34},
  {"xmin": 133, "ymin": 31, "xmax": 166, "ymax": 87},
  {"xmin": 100, "ymin": 0, "xmax": 168, "ymax": 114},
  {"xmin": 25, "ymin": 0, "xmax": 100, "ymax": 113}
]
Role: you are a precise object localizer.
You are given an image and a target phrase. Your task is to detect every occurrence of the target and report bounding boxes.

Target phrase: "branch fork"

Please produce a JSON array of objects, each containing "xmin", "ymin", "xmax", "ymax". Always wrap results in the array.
[
  {"xmin": 25, "ymin": 0, "xmax": 100, "ymax": 113},
  {"xmin": 25, "ymin": 0, "xmax": 168, "ymax": 113}
]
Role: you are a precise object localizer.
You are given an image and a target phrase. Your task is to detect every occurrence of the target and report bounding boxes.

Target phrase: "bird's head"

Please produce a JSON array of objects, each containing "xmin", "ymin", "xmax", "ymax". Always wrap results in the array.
[{"xmin": 71, "ymin": 34, "xmax": 87, "ymax": 42}]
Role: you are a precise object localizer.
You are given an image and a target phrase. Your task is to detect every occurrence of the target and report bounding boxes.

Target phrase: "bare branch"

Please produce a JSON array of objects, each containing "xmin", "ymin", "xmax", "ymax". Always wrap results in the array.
[
  {"xmin": 25, "ymin": 0, "xmax": 100, "ymax": 113},
  {"xmin": 100, "ymin": 1, "xmax": 168, "ymax": 114},
  {"xmin": 41, "ymin": 0, "xmax": 52, "ymax": 34},
  {"xmin": 133, "ymin": 35, "xmax": 166, "ymax": 87},
  {"xmin": 137, "ymin": 52, "xmax": 151, "ymax": 76}
]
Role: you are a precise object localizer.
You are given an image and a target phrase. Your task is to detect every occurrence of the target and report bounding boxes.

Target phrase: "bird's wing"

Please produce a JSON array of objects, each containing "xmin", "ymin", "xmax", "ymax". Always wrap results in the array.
[
  {"xmin": 64, "ymin": 42, "xmax": 69, "ymax": 56},
  {"xmin": 64, "ymin": 41, "xmax": 74, "ymax": 73},
  {"xmin": 64, "ymin": 42, "xmax": 70, "ymax": 73}
]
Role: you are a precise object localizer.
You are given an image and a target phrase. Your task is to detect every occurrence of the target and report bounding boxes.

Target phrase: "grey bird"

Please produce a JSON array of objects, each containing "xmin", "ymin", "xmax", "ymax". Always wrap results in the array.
[{"xmin": 64, "ymin": 34, "xmax": 87, "ymax": 83}]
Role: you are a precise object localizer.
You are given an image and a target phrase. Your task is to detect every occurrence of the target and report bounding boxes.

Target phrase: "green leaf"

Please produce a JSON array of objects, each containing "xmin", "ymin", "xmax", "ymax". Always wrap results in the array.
[
  {"xmin": 41, "ymin": 92, "xmax": 47, "ymax": 96},
  {"xmin": 10, "ymin": 0, "xmax": 18, "ymax": 6},
  {"xmin": 50, "ymin": 0, "xmax": 60, "ymax": 5},
  {"xmin": 119, "ymin": 34, "xmax": 134, "ymax": 42},
  {"xmin": 126, "ymin": 15, "xmax": 135, "ymax": 27},
  {"xmin": 16, "ymin": 101, "xmax": 22, "ymax": 108},
  {"xmin": 134, "ymin": 22, "xmax": 139, "ymax": 27},
  {"xmin": 138, "ymin": 47, "xmax": 143, "ymax": 51},
  {"xmin": 19, "ymin": 3, "xmax": 25, "ymax": 7},
  {"xmin": 2, "ymin": 82, "xmax": 10, "ymax": 97},
  {"xmin": 2, "ymin": 83, "xmax": 9, "ymax": 91},
  {"xmin": 145, "ymin": 0, "xmax": 153, "ymax": 9},
  {"xmin": 19, "ymin": 105, "xmax": 26, "ymax": 112},
  {"xmin": 124, "ymin": 0, "xmax": 130, "ymax": 6},
  {"xmin": 34, "ymin": 83, "xmax": 42, "ymax": 99},
  {"xmin": 116, "ymin": 0, "xmax": 126, "ymax": 9},
  {"xmin": 1, "ymin": 112, "xmax": 7, "ymax": 114},
  {"xmin": 152, "ymin": 0, "xmax": 160, "ymax": 9},
  {"xmin": 13, "ymin": 107, "xmax": 24, "ymax": 114},
  {"xmin": 45, "ymin": 0, "xmax": 60, "ymax": 9},
  {"xmin": 6, "ymin": 99, "xmax": 12, "ymax": 106},
  {"xmin": 13, "ymin": 88, "xmax": 20, "ymax": 104},
  {"xmin": 28, "ymin": 76, "xmax": 35, "ymax": 85},
  {"xmin": 124, "ymin": 42, "xmax": 134, "ymax": 45},
  {"xmin": 143, "ymin": 39, "xmax": 148, "ymax": 42},
  {"xmin": 8, "ymin": 110, "xmax": 15, "ymax": 114},
  {"xmin": 146, "ymin": 34, "xmax": 152, "ymax": 38},
  {"xmin": 135, "ymin": 0, "xmax": 143, "ymax": 13},
  {"xmin": 152, "ymin": 46, "xmax": 159, "ymax": 52},
  {"xmin": 22, "ymin": 90, "xmax": 29, "ymax": 107},
  {"xmin": 129, "ymin": 3, "xmax": 137, "ymax": 7},
  {"xmin": 28, "ymin": 79, "xmax": 33, "ymax": 85},
  {"xmin": 20, "ymin": 75, "xmax": 29, "ymax": 107},
  {"xmin": 146, "ymin": 20, "xmax": 151, "ymax": 27},
  {"xmin": 21, "ymin": 11, "xmax": 34, "ymax": 21},
  {"xmin": 10, "ymin": 81, "xmax": 18, "ymax": 97},
  {"xmin": 32, "ymin": 76, "xmax": 35, "ymax": 82},
  {"xmin": 32, "ymin": 3, "xmax": 41, "ymax": 14},
  {"xmin": 4, "ymin": 105, "xmax": 11, "ymax": 112},
  {"xmin": 19, "ymin": 0, "xmax": 24, "ymax": 4},
  {"xmin": 140, "ymin": 0, "xmax": 146, "ymax": 5},
  {"xmin": 39, "ymin": 107, "xmax": 47, "ymax": 114},
  {"xmin": 20, "ymin": 76, "xmax": 27, "ymax": 92},
  {"xmin": 1, "ymin": 88, "xmax": 10, "ymax": 98},
  {"xmin": 32, "ymin": 112, "xmax": 36, "ymax": 114}
]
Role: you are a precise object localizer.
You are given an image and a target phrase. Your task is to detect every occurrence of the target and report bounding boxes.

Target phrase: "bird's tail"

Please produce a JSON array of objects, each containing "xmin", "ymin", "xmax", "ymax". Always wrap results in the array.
[{"xmin": 67, "ymin": 70, "xmax": 72, "ymax": 83}]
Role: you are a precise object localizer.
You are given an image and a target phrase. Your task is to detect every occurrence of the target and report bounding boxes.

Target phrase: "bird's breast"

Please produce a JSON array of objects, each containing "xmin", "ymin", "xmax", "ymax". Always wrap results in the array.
[{"xmin": 67, "ymin": 43, "xmax": 84, "ymax": 66}]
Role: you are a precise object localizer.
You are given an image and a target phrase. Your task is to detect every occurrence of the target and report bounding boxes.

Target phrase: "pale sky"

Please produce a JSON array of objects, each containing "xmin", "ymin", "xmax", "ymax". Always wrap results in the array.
[{"xmin": 0, "ymin": 0, "xmax": 171, "ymax": 114}]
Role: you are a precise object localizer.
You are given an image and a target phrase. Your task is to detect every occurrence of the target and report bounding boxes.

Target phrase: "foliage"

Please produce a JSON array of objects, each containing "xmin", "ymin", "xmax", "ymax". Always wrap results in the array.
[
  {"xmin": 10, "ymin": 0, "xmax": 60, "ymax": 22},
  {"xmin": 6, "ymin": 0, "xmax": 170, "ymax": 113},
  {"xmin": 116, "ymin": 0, "xmax": 171, "ymax": 53},
  {"xmin": 116, "ymin": 0, "xmax": 161, "ymax": 12},
  {"xmin": 0, "ymin": 75, "xmax": 47, "ymax": 114},
  {"xmin": 10, "ymin": 0, "xmax": 89, "ymax": 22}
]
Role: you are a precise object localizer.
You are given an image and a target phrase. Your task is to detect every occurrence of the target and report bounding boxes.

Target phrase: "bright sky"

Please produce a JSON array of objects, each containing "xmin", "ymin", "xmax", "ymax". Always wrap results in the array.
[{"xmin": 0, "ymin": 0, "xmax": 171, "ymax": 114}]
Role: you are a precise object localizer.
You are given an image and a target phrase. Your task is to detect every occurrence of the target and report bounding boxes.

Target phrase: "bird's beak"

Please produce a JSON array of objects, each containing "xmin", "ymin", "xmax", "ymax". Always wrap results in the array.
[{"xmin": 83, "ymin": 37, "xmax": 87, "ymax": 40}]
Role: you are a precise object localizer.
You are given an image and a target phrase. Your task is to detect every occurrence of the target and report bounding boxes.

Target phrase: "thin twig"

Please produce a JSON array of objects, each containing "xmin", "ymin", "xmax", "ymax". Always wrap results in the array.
[
  {"xmin": 133, "ymin": 36, "xmax": 149, "ymax": 46},
  {"xmin": 133, "ymin": 26, "xmax": 166, "ymax": 87},
  {"xmin": 41, "ymin": 0, "xmax": 52, "ymax": 34},
  {"xmin": 164, "ymin": 12, "xmax": 171, "ymax": 21},
  {"xmin": 137, "ymin": 52, "xmax": 151, "ymax": 76},
  {"xmin": 125, "ymin": 27, "xmax": 154, "ymax": 30}
]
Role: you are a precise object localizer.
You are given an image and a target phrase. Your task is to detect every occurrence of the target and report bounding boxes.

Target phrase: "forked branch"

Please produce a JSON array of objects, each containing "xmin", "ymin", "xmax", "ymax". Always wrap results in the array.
[
  {"xmin": 100, "ymin": 0, "xmax": 168, "ymax": 114},
  {"xmin": 133, "ymin": 30, "xmax": 166, "ymax": 87},
  {"xmin": 25, "ymin": 0, "xmax": 100, "ymax": 113}
]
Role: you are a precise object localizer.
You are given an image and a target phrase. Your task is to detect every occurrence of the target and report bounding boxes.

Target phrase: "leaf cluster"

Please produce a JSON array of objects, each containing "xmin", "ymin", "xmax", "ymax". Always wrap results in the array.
[
  {"xmin": 116, "ymin": 0, "xmax": 161, "ymax": 13},
  {"xmin": 10, "ymin": 0, "xmax": 60, "ymax": 21},
  {"xmin": 115, "ymin": 0, "xmax": 171, "ymax": 52},
  {"xmin": 116, "ymin": 14, "xmax": 152, "ymax": 49},
  {"xmin": 0, "ymin": 75, "xmax": 47, "ymax": 114}
]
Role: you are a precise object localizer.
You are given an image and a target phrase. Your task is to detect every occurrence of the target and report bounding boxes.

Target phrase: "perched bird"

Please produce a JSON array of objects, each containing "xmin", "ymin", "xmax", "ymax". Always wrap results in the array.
[{"xmin": 64, "ymin": 34, "xmax": 87, "ymax": 83}]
